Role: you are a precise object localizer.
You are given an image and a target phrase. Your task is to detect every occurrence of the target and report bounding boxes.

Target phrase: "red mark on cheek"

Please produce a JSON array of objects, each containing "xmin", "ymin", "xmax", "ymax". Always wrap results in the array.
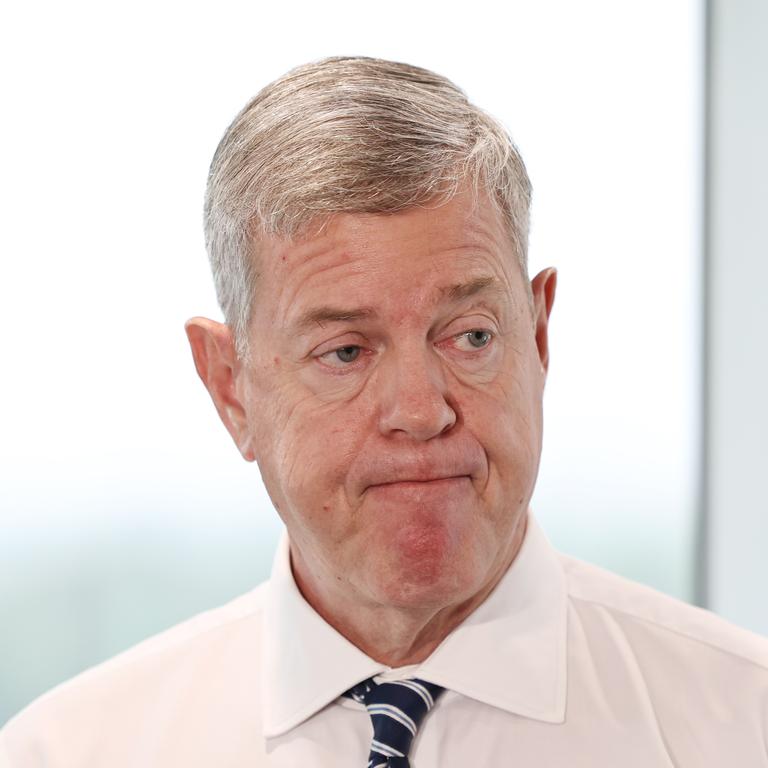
[
  {"xmin": 322, "ymin": 504, "xmax": 330, "ymax": 512},
  {"xmin": 273, "ymin": 356, "xmax": 280, "ymax": 366}
]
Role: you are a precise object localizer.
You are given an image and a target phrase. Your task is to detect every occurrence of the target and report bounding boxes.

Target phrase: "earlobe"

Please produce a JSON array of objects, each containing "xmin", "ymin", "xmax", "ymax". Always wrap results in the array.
[
  {"xmin": 184, "ymin": 317, "xmax": 255, "ymax": 461},
  {"xmin": 529, "ymin": 268, "xmax": 557, "ymax": 375}
]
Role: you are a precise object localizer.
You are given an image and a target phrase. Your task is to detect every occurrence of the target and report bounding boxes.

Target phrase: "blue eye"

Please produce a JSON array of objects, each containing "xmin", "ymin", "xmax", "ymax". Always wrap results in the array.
[
  {"xmin": 335, "ymin": 346, "xmax": 361, "ymax": 363},
  {"xmin": 316, "ymin": 343, "xmax": 365, "ymax": 370},
  {"xmin": 464, "ymin": 330, "xmax": 492, "ymax": 348}
]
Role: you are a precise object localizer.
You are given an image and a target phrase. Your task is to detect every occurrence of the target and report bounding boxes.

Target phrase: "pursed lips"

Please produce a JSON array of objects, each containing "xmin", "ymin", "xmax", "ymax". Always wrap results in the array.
[
  {"xmin": 353, "ymin": 445, "xmax": 487, "ymax": 496},
  {"xmin": 364, "ymin": 475, "xmax": 473, "ymax": 493}
]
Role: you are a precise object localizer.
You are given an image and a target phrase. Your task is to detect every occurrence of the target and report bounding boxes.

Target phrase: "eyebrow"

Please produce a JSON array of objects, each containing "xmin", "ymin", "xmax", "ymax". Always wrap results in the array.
[
  {"xmin": 291, "ymin": 275, "xmax": 506, "ymax": 334},
  {"xmin": 439, "ymin": 275, "xmax": 506, "ymax": 302},
  {"xmin": 293, "ymin": 307, "xmax": 377, "ymax": 333}
]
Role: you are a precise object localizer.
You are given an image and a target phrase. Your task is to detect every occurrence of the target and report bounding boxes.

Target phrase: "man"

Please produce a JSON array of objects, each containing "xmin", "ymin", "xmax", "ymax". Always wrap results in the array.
[{"xmin": 1, "ymin": 56, "xmax": 767, "ymax": 767}]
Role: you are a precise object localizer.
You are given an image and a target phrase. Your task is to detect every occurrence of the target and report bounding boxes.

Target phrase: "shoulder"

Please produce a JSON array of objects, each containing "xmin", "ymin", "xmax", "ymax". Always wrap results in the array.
[
  {"xmin": 554, "ymin": 552, "xmax": 768, "ymax": 764},
  {"xmin": 24, "ymin": 583, "xmax": 269, "ymax": 704},
  {"xmin": 560, "ymin": 552, "xmax": 768, "ymax": 671},
  {"xmin": 1, "ymin": 585, "xmax": 268, "ymax": 767}
]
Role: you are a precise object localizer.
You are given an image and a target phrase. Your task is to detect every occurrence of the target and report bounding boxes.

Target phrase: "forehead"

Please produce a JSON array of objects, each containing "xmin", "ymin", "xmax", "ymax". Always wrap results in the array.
[{"xmin": 252, "ymin": 190, "xmax": 522, "ymax": 327}]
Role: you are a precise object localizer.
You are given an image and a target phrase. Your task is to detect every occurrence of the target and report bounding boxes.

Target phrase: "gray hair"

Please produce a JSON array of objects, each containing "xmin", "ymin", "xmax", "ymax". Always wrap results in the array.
[{"xmin": 204, "ymin": 56, "xmax": 532, "ymax": 359}]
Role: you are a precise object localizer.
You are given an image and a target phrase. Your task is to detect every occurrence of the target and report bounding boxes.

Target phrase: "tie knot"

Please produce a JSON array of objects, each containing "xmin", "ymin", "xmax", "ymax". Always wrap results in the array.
[{"xmin": 345, "ymin": 677, "xmax": 445, "ymax": 766}]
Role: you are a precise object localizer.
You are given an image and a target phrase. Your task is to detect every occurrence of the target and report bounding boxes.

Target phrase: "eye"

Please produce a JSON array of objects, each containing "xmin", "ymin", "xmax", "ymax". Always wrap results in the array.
[
  {"xmin": 318, "ymin": 344, "xmax": 363, "ymax": 367},
  {"xmin": 455, "ymin": 329, "xmax": 493, "ymax": 350},
  {"xmin": 335, "ymin": 345, "xmax": 361, "ymax": 362}
]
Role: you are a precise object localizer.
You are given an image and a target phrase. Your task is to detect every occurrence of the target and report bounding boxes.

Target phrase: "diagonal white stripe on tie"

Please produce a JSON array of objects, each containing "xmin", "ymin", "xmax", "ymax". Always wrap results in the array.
[
  {"xmin": 370, "ymin": 738, "xmax": 406, "ymax": 758},
  {"xmin": 391, "ymin": 679, "xmax": 434, "ymax": 709},
  {"xmin": 366, "ymin": 703, "xmax": 417, "ymax": 735}
]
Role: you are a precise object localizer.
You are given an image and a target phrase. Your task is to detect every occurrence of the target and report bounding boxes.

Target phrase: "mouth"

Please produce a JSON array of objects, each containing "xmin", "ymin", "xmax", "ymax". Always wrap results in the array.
[
  {"xmin": 356, "ymin": 446, "xmax": 485, "ymax": 498},
  {"xmin": 365, "ymin": 475, "xmax": 472, "ymax": 492}
]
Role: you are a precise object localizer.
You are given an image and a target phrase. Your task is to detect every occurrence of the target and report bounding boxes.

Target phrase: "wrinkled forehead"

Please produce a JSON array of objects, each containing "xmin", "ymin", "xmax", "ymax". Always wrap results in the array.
[
  {"xmin": 247, "ymin": 190, "xmax": 530, "ymax": 335},
  {"xmin": 250, "ymin": 186, "xmax": 519, "ymax": 277}
]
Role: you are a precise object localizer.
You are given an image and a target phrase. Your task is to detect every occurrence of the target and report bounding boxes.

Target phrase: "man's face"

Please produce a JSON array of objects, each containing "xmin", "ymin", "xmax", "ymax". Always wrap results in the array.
[{"xmin": 203, "ymin": 189, "xmax": 554, "ymax": 614}]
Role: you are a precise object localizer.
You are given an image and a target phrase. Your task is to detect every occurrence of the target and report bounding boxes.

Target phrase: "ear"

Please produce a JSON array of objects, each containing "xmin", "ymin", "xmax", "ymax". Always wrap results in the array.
[
  {"xmin": 530, "ymin": 268, "xmax": 557, "ymax": 375},
  {"xmin": 184, "ymin": 317, "xmax": 256, "ymax": 461}
]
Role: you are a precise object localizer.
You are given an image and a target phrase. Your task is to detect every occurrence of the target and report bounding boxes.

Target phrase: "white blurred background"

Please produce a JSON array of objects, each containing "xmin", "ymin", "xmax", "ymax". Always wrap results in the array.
[{"xmin": 2, "ymin": 0, "xmax": 766, "ymax": 725}]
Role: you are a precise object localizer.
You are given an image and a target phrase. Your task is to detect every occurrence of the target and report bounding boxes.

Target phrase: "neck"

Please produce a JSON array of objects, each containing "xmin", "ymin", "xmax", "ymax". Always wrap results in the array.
[{"xmin": 291, "ymin": 515, "xmax": 527, "ymax": 667}]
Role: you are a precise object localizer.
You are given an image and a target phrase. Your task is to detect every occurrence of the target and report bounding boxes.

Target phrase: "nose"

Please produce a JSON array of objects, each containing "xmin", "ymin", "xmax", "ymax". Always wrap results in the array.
[{"xmin": 377, "ymin": 345, "xmax": 457, "ymax": 440}]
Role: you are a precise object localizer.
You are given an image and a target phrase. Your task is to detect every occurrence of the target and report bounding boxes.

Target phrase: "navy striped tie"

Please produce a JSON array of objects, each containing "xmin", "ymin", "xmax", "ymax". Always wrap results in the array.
[{"xmin": 345, "ymin": 677, "xmax": 445, "ymax": 767}]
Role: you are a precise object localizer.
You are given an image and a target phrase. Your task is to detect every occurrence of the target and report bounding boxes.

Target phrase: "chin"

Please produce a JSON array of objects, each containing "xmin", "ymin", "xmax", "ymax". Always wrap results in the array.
[{"xmin": 369, "ymin": 525, "xmax": 486, "ymax": 609}]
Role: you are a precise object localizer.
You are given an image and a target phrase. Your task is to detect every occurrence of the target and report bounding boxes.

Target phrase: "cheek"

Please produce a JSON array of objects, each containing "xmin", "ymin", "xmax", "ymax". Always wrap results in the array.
[
  {"xmin": 464, "ymin": 363, "xmax": 543, "ymax": 487},
  {"xmin": 253, "ymin": 384, "xmax": 370, "ymax": 518}
]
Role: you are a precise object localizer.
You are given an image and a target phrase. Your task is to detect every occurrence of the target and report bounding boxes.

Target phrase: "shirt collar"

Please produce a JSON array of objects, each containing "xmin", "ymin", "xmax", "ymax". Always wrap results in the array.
[
  {"xmin": 415, "ymin": 516, "xmax": 568, "ymax": 723},
  {"xmin": 261, "ymin": 537, "xmax": 386, "ymax": 737},
  {"xmin": 261, "ymin": 514, "xmax": 567, "ymax": 737}
]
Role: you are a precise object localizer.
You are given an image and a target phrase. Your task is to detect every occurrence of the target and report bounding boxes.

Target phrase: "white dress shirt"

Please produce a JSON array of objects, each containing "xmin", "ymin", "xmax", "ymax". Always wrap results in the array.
[{"xmin": 2, "ymin": 517, "xmax": 767, "ymax": 767}]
